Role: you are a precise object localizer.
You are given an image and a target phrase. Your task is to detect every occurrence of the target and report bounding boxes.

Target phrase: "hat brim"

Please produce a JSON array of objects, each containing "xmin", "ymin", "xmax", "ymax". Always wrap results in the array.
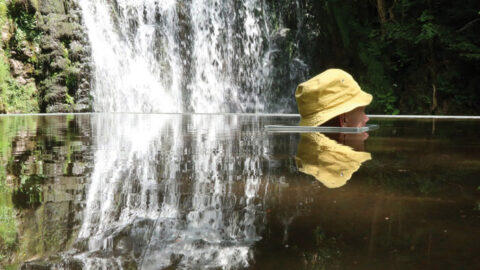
[{"xmin": 299, "ymin": 90, "xmax": 373, "ymax": 126}]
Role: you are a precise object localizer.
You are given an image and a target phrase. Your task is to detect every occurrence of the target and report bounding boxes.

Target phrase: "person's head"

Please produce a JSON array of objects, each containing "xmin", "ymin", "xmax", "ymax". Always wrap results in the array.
[
  {"xmin": 295, "ymin": 69, "xmax": 372, "ymax": 127},
  {"xmin": 322, "ymin": 106, "xmax": 369, "ymax": 128},
  {"xmin": 321, "ymin": 105, "xmax": 371, "ymax": 150}
]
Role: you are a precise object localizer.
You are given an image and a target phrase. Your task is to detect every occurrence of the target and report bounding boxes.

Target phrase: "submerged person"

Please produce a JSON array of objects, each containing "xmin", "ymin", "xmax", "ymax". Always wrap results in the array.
[
  {"xmin": 294, "ymin": 69, "xmax": 374, "ymax": 188},
  {"xmin": 295, "ymin": 68, "xmax": 373, "ymax": 151},
  {"xmin": 295, "ymin": 68, "xmax": 372, "ymax": 128}
]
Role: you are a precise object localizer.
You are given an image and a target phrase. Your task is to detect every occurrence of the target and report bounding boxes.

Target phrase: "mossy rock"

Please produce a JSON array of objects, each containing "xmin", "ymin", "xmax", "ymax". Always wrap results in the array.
[
  {"xmin": 65, "ymin": 64, "xmax": 80, "ymax": 76},
  {"xmin": 43, "ymin": 84, "xmax": 67, "ymax": 104},
  {"xmin": 1, "ymin": 23, "xmax": 13, "ymax": 44},
  {"xmin": 0, "ymin": 101, "xmax": 6, "ymax": 113},
  {"xmin": 68, "ymin": 40, "xmax": 84, "ymax": 59},
  {"xmin": 73, "ymin": 103, "xmax": 89, "ymax": 112},
  {"xmin": 37, "ymin": 13, "xmax": 80, "ymax": 41},
  {"xmin": 64, "ymin": 64, "xmax": 80, "ymax": 88},
  {"xmin": 39, "ymin": 35, "xmax": 61, "ymax": 52},
  {"xmin": 7, "ymin": 0, "xmax": 38, "ymax": 14},
  {"xmin": 38, "ymin": 14, "xmax": 68, "ymax": 33},
  {"xmin": 21, "ymin": 257, "xmax": 84, "ymax": 269},
  {"xmin": 29, "ymin": 0, "xmax": 39, "ymax": 11},
  {"xmin": 50, "ymin": 56, "xmax": 69, "ymax": 71},
  {"xmin": 40, "ymin": 73, "xmax": 64, "ymax": 88},
  {"xmin": 2, "ymin": 0, "xmax": 91, "ymax": 113},
  {"xmin": 14, "ymin": 40, "xmax": 39, "ymax": 61},
  {"xmin": 53, "ymin": 21, "xmax": 78, "ymax": 40},
  {"xmin": 45, "ymin": 103, "xmax": 72, "ymax": 113},
  {"xmin": 38, "ymin": 0, "xmax": 65, "ymax": 15}
]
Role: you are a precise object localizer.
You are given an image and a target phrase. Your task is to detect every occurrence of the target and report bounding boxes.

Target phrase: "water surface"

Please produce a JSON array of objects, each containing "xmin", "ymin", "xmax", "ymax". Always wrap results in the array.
[{"xmin": 0, "ymin": 114, "xmax": 479, "ymax": 269}]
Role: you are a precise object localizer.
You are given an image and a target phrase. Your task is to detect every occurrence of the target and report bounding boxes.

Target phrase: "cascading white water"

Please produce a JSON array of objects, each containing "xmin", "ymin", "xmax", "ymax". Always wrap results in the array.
[
  {"xmin": 78, "ymin": 114, "xmax": 183, "ymax": 240},
  {"xmin": 76, "ymin": 1, "xmax": 273, "ymax": 268},
  {"xmin": 188, "ymin": 0, "xmax": 268, "ymax": 112},
  {"xmin": 78, "ymin": 0, "xmax": 182, "ymax": 112},
  {"xmin": 79, "ymin": 0, "xmax": 270, "ymax": 113},
  {"xmin": 140, "ymin": 116, "xmax": 265, "ymax": 269},
  {"xmin": 75, "ymin": 114, "xmax": 267, "ymax": 269}
]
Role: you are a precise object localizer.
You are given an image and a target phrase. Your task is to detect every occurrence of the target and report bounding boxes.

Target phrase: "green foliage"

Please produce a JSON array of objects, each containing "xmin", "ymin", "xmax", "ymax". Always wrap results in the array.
[
  {"xmin": 7, "ymin": 1, "xmax": 41, "ymax": 43},
  {"xmin": 65, "ymin": 92, "xmax": 74, "ymax": 105},
  {"xmin": 358, "ymin": 41, "xmax": 398, "ymax": 114},
  {"xmin": 329, "ymin": 3, "xmax": 350, "ymax": 48},
  {"xmin": 65, "ymin": 65, "xmax": 79, "ymax": 91},
  {"xmin": 60, "ymin": 42, "xmax": 69, "ymax": 60},
  {"xmin": 274, "ymin": 0, "xmax": 480, "ymax": 114},
  {"xmin": 0, "ymin": 0, "xmax": 40, "ymax": 114},
  {"xmin": 0, "ymin": 54, "xmax": 39, "ymax": 113},
  {"xmin": 61, "ymin": 42, "xmax": 78, "ymax": 105},
  {"xmin": 0, "ymin": 0, "xmax": 7, "ymax": 28}
]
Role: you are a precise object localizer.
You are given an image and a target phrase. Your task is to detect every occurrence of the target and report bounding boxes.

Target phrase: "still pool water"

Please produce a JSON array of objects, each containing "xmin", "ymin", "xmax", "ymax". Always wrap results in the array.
[{"xmin": 0, "ymin": 114, "xmax": 479, "ymax": 269}]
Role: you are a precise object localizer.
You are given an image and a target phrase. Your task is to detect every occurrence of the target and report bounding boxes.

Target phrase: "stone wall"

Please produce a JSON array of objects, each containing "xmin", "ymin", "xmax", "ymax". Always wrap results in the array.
[{"xmin": 1, "ymin": 0, "xmax": 91, "ymax": 113}]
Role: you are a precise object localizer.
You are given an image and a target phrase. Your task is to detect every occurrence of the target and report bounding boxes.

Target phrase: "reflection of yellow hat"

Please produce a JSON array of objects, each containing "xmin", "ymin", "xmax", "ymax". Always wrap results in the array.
[
  {"xmin": 295, "ymin": 133, "xmax": 371, "ymax": 188},
  {"xmin": 295, "ymin": 69, "xmax": 372, "ymax": 126}
]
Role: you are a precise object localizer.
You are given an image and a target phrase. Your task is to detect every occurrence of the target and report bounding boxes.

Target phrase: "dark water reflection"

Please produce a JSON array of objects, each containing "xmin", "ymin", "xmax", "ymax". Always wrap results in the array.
[{"xmin": 0, "ymin": 114, "xmax": 479, "ymax": 270}]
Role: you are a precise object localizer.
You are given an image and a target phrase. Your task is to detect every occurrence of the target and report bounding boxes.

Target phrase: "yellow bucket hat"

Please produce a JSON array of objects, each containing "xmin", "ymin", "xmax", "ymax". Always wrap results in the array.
[
  {"xmin": 295, "ymin": 133, "xmax": 371, "ymax": 188},
  {"xmin": 295, "ymin": 69, "xmax": 373, "ymax": 126}
]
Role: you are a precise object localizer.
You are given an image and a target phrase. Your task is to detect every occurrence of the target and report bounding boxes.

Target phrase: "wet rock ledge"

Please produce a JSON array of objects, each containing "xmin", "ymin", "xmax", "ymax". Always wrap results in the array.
[{"xmin": 1, "ymin": 0, "xmax": 91, "ymax": 113}]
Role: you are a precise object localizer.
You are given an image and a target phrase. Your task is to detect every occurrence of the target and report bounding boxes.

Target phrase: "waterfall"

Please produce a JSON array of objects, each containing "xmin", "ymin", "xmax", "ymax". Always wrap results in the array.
[
  {"xmin": 74, "ymin": 0, "xmax": 277, "ymax": 268},
  {"xmin": 79, "ymin": 0, "xmax": 270, "ymax": 113}
]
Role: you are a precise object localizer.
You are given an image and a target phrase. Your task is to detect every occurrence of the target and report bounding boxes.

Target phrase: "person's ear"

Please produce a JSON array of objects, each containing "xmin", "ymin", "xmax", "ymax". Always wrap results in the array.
[{"xmin": 339, "ymin": 114, "xmax": 346, "ymax": 127}]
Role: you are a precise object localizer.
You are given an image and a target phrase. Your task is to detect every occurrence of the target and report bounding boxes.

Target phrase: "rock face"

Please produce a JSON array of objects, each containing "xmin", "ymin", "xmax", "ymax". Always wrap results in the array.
[
  {"xmin": 2, "ymin": 0, "xmax": 92, "ymax": 113},
  {"xmin": 35, "ymin": 0, "xmax": 92, "ymax": 112}
]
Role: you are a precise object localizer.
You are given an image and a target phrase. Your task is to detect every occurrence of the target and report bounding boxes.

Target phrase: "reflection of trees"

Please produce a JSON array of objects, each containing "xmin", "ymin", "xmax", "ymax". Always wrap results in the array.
[
  {"xmin": 1, "ymin": 116, "xmax": 39, "ymax": 264},
  {"xmin": 302, "ymin": 226, "xmax": 342, "ymax": 270},
  {"xmin": 0, "ymin": 169, "xmax": 16, "ymax": 263},
  {"xmin": 255, "ymin": 119, "xmax": 480, "ymax": 269},
  {"xmin": 0, "ymin": 115, "xmax": 92, "ymax": 266},
  {"xmin": 12, "ymin": 174, "xmax": 46, "ymax": 209},
  {"xmin": 363, "ymin": 119, "xmax": 480, "ymax": 196}
]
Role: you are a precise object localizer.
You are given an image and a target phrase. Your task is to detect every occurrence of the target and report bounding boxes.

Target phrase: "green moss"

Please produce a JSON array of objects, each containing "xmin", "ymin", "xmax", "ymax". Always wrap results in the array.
[
  {"xmin": 65, "ymin": 92, "xmax": 74, "ymax": 105},
  {"xmin": 60, "ymin": 42, "xmax": 69, "ymax": 60},
  {"xmin": 4, "ymin": 264, "xmax": 19, "ymax": 270},
  {"xmin": 0, "ymin": 0, "xmax": 7, "ymax": 27},
  {"xmin": 61, "ymin": 42, "xmax": 78, "ymax": 104},
  {"xmin": 7, "ymin": 1, "xmax": 41, "ymax": 43},
  {"xmin": 0, "ymin": 0, "xmax": 40, "ymax": 114},
  {"xmin": 0, "ymin": 55, "xmax": 39, "ymax": 113}
]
